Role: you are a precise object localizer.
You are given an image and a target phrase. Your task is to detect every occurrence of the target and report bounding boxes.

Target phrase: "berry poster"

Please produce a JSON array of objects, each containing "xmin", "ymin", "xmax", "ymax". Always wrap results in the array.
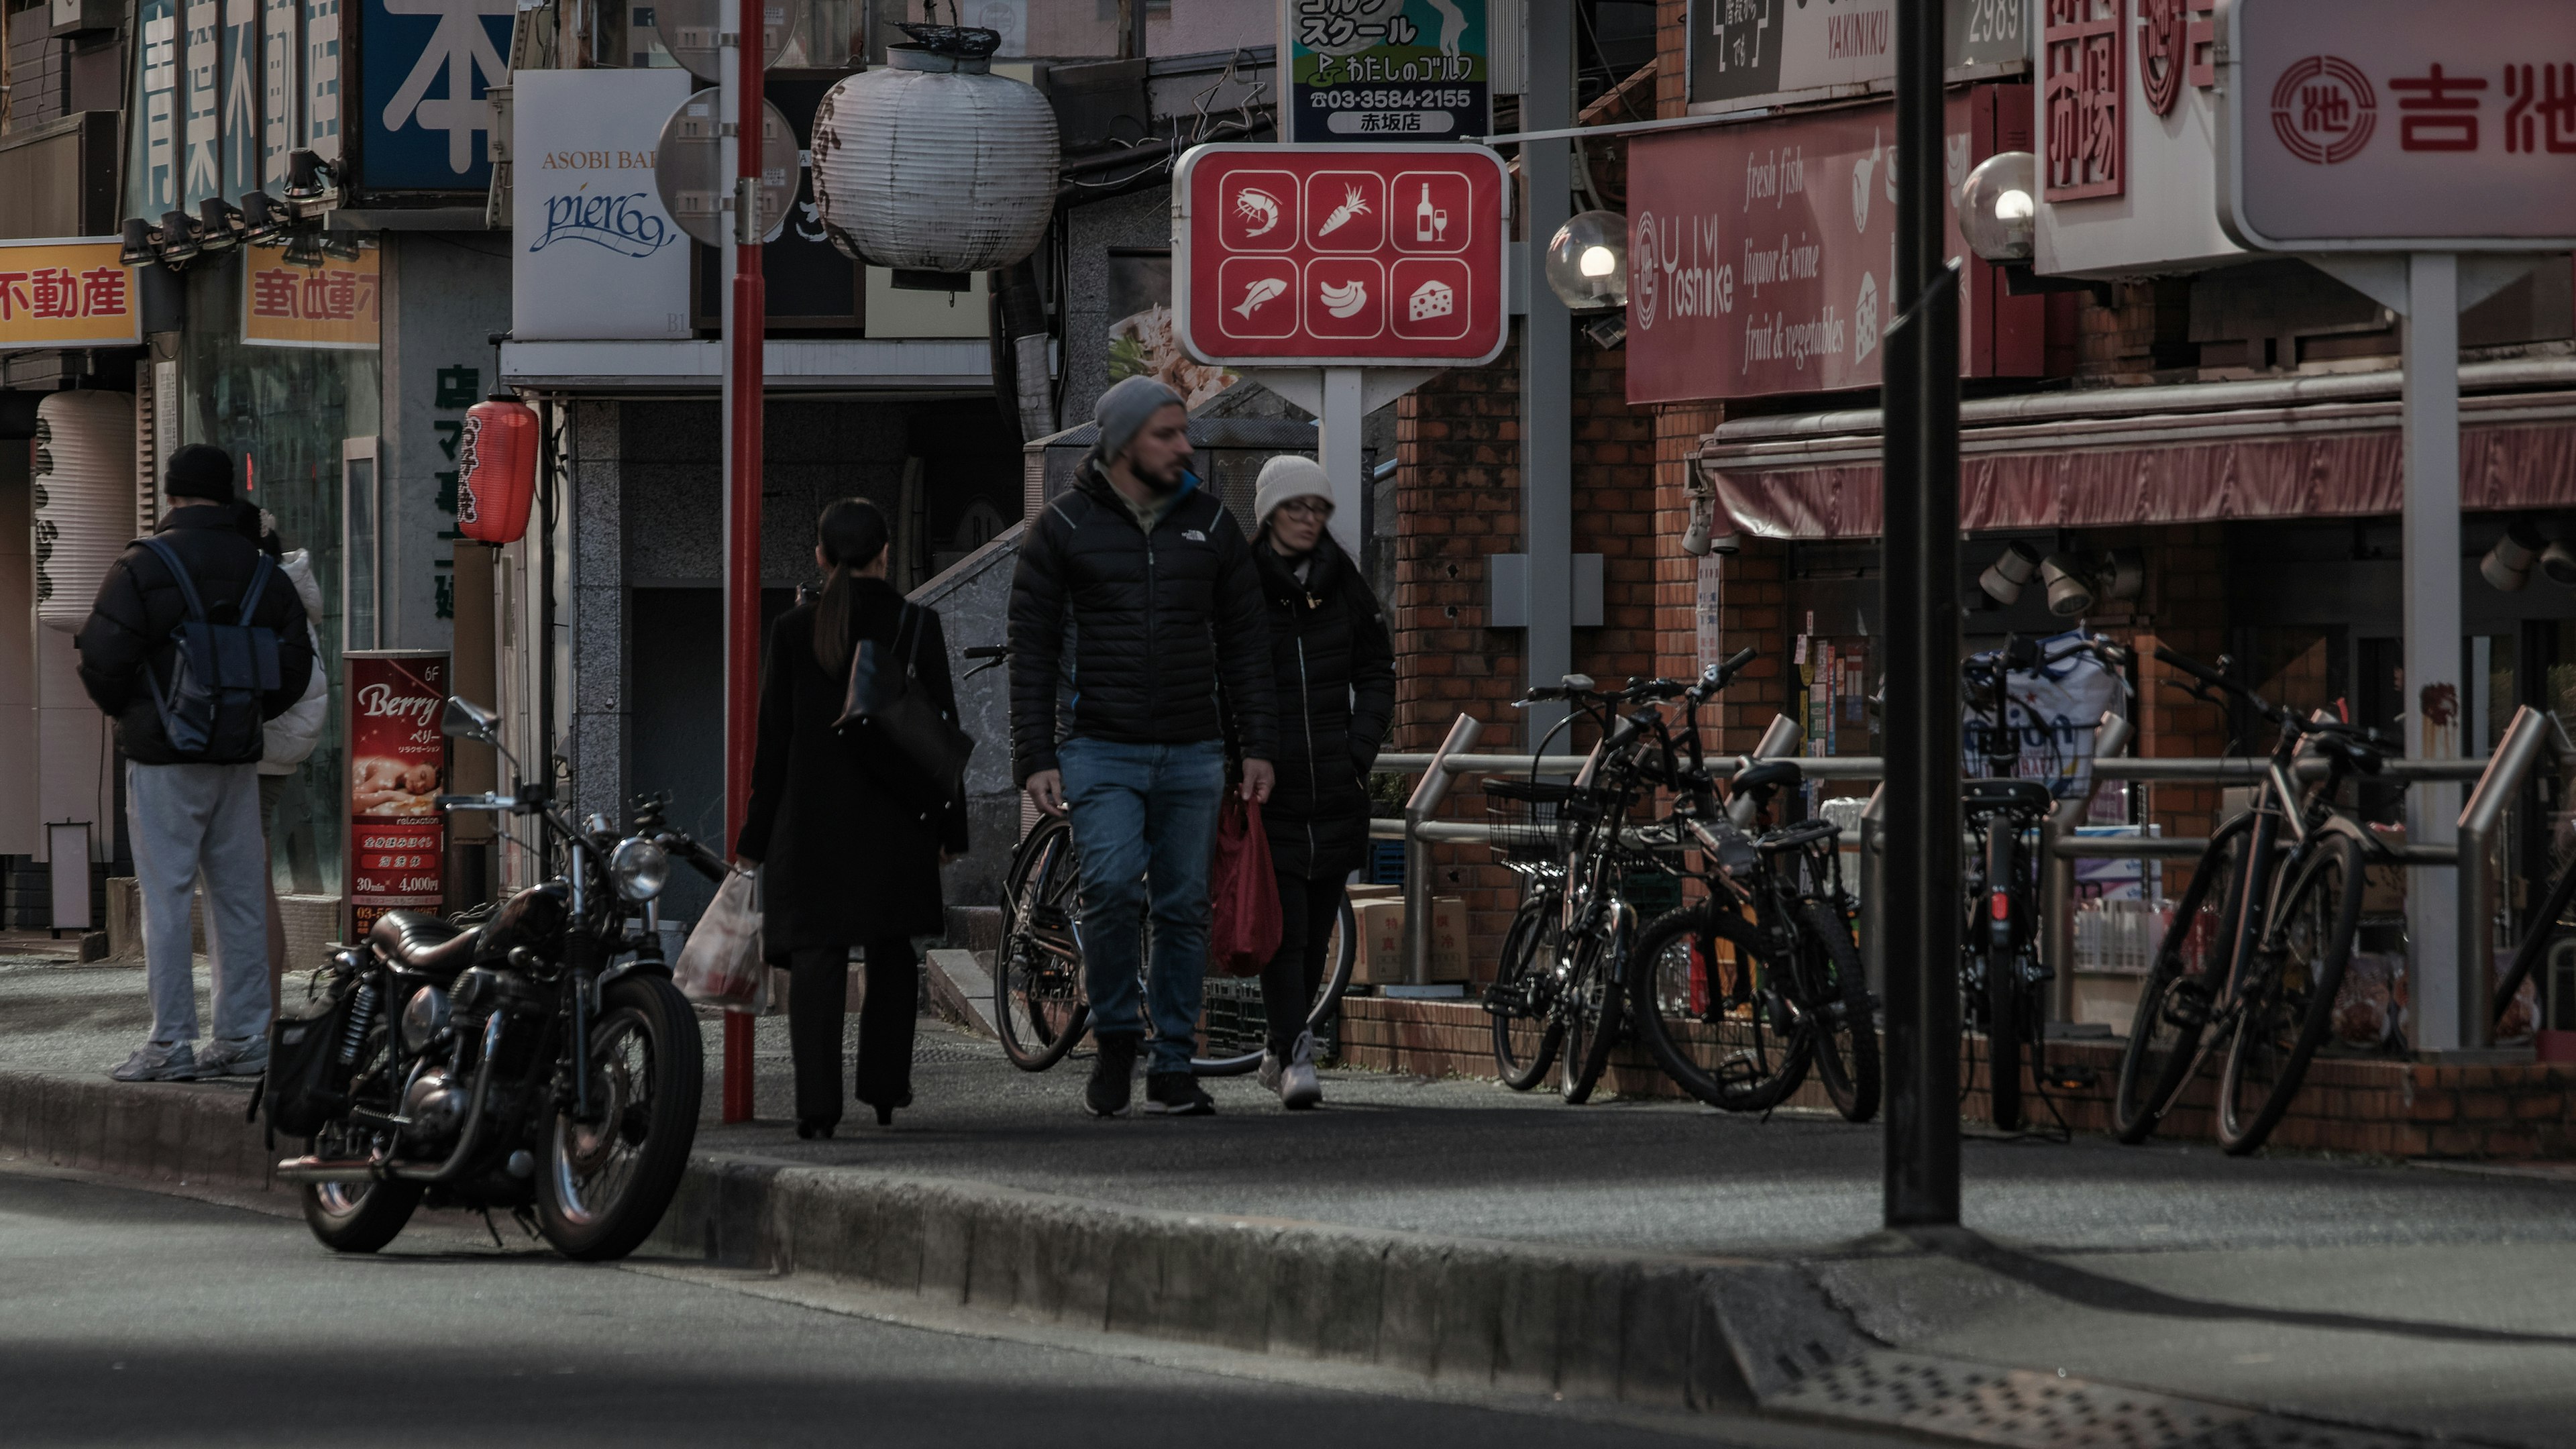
[{"xmin": 345, "ymin": 651, "xmax": 449, "ymax": 940}]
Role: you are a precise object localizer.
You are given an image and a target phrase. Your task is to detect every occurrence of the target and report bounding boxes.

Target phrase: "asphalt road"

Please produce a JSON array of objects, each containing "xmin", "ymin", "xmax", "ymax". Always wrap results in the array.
[{"xmin": 0, "ymin": 1169, "xmax": 1879, "ymax": 1449}]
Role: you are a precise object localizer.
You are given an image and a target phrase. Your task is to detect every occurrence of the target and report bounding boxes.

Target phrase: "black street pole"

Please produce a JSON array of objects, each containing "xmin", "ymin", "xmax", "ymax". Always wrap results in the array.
[{"xmin": 1880, "ymin": 0, "xmax": 1963, "ymax": 1229}]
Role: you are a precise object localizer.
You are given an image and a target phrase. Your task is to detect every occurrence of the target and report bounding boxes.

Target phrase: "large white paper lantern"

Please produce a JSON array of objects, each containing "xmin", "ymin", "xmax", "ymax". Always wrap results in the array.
[
  {"xmin": 33, "ymin": 390, "xmax": 136, "ymax": 632},
  {"xmin": 810, "ymin": 44, "xmax": 1059, "ymax": 274}
]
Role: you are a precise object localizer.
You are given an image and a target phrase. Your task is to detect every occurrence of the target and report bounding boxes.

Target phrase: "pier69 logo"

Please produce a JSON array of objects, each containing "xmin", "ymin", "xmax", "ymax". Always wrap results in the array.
[{"xmin": 2270, "ymin": 56, "xmax": 2378, "ymax": 165}]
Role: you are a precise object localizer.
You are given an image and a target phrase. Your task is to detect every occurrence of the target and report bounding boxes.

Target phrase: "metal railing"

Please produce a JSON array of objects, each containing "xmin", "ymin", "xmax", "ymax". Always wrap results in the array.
[{"xmin": 1370, "ymin": 707, "xmax": 2568, "ymax": 1044}]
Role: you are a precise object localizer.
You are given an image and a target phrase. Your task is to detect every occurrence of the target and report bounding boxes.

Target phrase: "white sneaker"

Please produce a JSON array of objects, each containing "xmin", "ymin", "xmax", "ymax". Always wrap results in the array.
[
  {"xmin": 109, "ymin": 1041, "xmax": 198, "ymax": 1083},
  {"xmin": 1275, "ymin": 1031, "xmax": 1323, "ymax": 1111}
]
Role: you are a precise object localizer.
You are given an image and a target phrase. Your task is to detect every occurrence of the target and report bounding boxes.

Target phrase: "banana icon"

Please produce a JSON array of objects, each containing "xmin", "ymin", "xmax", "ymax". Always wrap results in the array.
[{"xmin": 1319, "ymin": 278, "xmax": 1369, "ymax": 319}]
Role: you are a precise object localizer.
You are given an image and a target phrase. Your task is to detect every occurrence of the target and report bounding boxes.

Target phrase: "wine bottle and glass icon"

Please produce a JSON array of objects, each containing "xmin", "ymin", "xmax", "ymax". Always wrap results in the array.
[{"xmin": 1413, "ymin": 183, "xmax": 1449, "ymax": 244}]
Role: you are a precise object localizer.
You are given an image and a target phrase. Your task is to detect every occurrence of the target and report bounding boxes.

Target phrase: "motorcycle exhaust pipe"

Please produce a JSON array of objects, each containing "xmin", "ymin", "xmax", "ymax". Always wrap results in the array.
[{"xmin": 274, "ymin": 1158, "xmax": 381, "ymax": 1184}]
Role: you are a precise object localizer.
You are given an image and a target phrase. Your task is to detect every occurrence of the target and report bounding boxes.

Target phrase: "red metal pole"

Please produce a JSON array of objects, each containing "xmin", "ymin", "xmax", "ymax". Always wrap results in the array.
[{"xmin": 720, "ymin": 17, "xmax": 766, "ymax": 1126}]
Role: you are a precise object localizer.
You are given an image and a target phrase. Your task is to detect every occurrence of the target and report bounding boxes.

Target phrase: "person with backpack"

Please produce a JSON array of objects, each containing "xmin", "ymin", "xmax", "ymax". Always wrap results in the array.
[
  {"xmin": 75, "ymin": 445, "xmax": 315, "ymax": 1083},
  {"xmin": 1243, "ymin": 458, "xmax": 1394, "ymax": 1111}
]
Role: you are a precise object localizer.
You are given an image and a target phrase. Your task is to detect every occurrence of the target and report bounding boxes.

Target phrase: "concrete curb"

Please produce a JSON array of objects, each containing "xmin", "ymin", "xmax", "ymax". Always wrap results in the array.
[{"xmin": 0, "ymin": 1066, "xmax": 2440, "ymax": 1446}]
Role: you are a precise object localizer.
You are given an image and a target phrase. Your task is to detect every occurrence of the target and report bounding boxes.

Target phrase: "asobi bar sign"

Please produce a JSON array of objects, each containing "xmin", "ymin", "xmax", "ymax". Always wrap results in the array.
[
  {"xmin": 2222, "ymin": 0, "xmax": 2576, "ymax": 249},
  {"xmin": 1173, "ymin": 143, "xmax": 1508, "ymax": 368},
  {"xmin": 1626, "ymin": 87, "xmax": 2043, "ymax": 403}
]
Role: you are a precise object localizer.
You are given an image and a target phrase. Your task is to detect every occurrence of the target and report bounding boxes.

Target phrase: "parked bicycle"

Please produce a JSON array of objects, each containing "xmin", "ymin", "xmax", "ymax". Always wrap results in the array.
[
  {"xmin": 2112, "ymin": 647, "xmax": 2394, "ymax": 1154},
  {"xmin": 1960, "ymin": 633, "xmax": 2128, "ymax": 1132},
  {"xmin": 978, "ymin": 650, "xmax": 1357, "ymax": 1077}
]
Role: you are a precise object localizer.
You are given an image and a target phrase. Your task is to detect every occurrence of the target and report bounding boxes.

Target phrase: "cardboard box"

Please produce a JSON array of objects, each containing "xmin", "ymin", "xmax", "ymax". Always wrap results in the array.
[
  {"xmin": 1351, "ymin": 896, "xmax": 1470, "ymax": 984},
  {"xmin": 1346, "ymin": 883, "xmax": 1402, "ymax": 903},
  {"xmin": 2363, "ymin": 822, "xmax": 2406, "ymax": 916}
]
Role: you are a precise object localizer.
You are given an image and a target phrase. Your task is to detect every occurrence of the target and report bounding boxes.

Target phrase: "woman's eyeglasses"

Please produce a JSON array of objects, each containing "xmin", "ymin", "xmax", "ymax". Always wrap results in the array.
[{"xmin": 1276, "ymin": 498, "xmax": 1333, "ymax": 520}]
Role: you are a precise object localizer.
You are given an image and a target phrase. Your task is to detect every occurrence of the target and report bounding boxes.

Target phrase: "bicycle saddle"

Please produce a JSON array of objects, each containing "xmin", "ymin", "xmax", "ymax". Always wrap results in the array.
[
  {"xmin": 1963, "ymin": 777, "xmax": 2057, "ymax": 812},
  {"xmin": 1731, "ymin": 759, "xmax": 1803, "ymax": 794}
]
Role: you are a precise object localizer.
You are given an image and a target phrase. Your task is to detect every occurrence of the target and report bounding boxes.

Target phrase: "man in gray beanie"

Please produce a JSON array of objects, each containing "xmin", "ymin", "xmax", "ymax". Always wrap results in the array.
[{"xmin": 1009, "ymin": 376, "xmax": 1277, "ymax": 1118}]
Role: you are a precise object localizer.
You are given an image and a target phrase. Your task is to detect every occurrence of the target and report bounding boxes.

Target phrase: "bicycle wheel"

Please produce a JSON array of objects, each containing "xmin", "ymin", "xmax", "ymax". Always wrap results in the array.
[
  {"xmin": 1487, "ymin": 894, "xmax": 1564, "ymax": 1091},
  {"xmin": 1191, "ymin": 892, "xmax": 1359, "ymax": 1077},
  {"xmin": 1627, "ymin": 905, "xmax": 1813, "ymax": 1112},
  {"xmin": 995, "ymin": 816, "xmax": 1091, "ymax": 1071},
  {"xmin": 1558, "ymin": 910, "xmax": 1627, "ymax": 1105},
  {"xmin": 2112, "ymin": 812, "xmax": 2254, "ymax": 1144},
  {"xmin": 2216, "ymin": 832, "xmax": 2363, "ymax": 1155},
  {"xmin": 1798, "ymin": 900, "xmax": 1880, "ymax": 1124}
]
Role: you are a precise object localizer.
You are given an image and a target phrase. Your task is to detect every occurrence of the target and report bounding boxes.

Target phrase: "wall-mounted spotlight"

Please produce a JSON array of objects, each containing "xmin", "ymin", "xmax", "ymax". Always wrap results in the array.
[
  {"xmin": 196, "ymin": 197, "xmax": 247, "ymax": 254},
  {"xmin": 238, "ymin": 191, "xmax": 292, "ymax": 246},
  {"xmin": 2039, "ymin": 553, "xmax": 2096, "ymax": 616},
  {"xmin": 280, "ymin": 226, "xmax": 329, "ymax": 269},
  {"xmin": 1978, "ymin": 542, "xmax": 2043, "ymax": 606},
  {"xmin": 2098, "ymin": 547, "xmax": 2145, "ymax": 602},
  {"xmin": 119, "ymin": 217, "xmax": 160, "ymax": 268},
  {"xmin": 156, "ymin": 210, "xmax": 203, "ymax": 267},
  {"xmin": 2544, "ymin": 538, "xmax": 2576, "ymax": 588},
  {"xmin": 320, "ymin": 231, "xmax": 366, "ymax": 262},
  {"xmin": 2483, "ymin": 521, "xmax": 2546, "ymax": 591},
  {"xmin": 282, "ymin": 148, "xmax": 339, "ymax": 217}
]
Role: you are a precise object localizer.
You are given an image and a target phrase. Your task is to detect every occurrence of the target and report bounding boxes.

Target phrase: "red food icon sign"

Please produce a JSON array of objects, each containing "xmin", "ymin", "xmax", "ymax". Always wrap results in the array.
[{"xmin": 1176, "ymin": 143, "xmax": 1509, "ymax": 367}]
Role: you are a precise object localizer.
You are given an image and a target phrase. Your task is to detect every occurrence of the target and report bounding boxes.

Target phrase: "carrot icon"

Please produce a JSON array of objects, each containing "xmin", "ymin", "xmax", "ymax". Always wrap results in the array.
[{"xmin": 1316, "ymin": 184, "xmax": 1371, "ymax": 237}]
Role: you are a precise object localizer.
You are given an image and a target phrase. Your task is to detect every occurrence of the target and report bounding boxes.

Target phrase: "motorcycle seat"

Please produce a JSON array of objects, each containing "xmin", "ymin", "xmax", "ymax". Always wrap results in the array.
[{"xmin": 370, "ymin": 910, "xmax": 481, "ymax": 977}]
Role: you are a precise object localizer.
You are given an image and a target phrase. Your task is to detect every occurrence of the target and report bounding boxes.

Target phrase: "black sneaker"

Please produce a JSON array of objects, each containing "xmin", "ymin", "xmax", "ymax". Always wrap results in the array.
[
  {"xmin": 1144, "ymin": 1071, "xmax": 1216, "ymax": 1116},
  {"xmin": 1086, "ymin": 1034, "xmax": 1140, "ymax": 1118}
]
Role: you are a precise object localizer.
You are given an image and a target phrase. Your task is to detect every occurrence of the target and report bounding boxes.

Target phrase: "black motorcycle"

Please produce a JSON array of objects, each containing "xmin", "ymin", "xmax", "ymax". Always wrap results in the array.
[{"xmin": 266, "ymin": 696, "xmax": 717, "ymax": 1260}]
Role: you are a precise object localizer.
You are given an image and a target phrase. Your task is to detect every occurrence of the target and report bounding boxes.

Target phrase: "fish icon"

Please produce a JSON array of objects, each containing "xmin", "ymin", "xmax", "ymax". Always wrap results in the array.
[
  {"xmin": 1319, "ymin": 278, "xmax": 1368, "ymax": 319},
  {"xmin": 1234, "ymin": 276, "xmax": 1287, "ymax": 319}
]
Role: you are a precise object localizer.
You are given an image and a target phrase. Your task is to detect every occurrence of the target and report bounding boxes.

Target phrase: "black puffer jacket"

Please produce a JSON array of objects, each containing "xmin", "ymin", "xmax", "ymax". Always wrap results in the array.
[
  {"xmin": 1008, "ymin": 462, "xmax": 1277, "ymax": 784},
  {"xmin": 1255, "ymin": 533, "xmax": 1395, "ymax": 879},
  {"xmin": 74, "ymin": 504, "xmax": 315, "ymax": 765}
]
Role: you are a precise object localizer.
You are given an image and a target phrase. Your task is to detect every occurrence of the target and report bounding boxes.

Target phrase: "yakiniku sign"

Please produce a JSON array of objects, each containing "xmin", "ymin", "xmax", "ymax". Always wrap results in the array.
[{"xmin": 1174, "ymin": 142, "xmax": 1508, "ymax": 366}]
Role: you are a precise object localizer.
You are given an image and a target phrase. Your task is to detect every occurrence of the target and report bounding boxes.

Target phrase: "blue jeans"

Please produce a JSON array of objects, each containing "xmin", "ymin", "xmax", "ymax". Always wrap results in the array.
[{"xmin": 1059, "ymin": 737, "xmax": 1227, "ymax": 1075}]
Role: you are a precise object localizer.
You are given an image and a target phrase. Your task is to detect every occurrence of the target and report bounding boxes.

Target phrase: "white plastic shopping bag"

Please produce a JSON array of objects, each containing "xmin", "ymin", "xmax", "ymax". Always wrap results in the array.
[{"xmin": 674, "ymin": 868, "xmax": 767, "ymax": 1013}]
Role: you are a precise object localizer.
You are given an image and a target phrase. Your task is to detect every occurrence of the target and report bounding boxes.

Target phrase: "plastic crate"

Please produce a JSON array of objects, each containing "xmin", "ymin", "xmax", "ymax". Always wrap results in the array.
[
  {"xmin": 1197, "ymin": 973, "xmax": 1340, "ymax": 1063},
  {"xmin": 1623, "ymin": 867, "xmax": 1684, "ymax": 924},
  {"xmin": 1367, "ymin": 839, "xmax": 1406, "ymax": 885}
]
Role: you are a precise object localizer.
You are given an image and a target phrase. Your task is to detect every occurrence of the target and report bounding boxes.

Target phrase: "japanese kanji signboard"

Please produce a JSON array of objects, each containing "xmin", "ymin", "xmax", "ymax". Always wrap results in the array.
[
  {"xmin": 0, "ymin": 239, "xmax": 139, "ymax": 352},
  {"xmin": 242, "ymin": 243, "xmax": 383, "ymax": 349},
  {"xmin": 2043, "ymin": 0, "xmax": 2123, "ymax": 201},
  {"xmin": 1285, "ymin": 0, "xmax": 1490, "ymax": 142},
  {"xmin": 1625, "ymin": 87, "xmax": 2045, "ymax": 403},
  {"xmin": 2223, "ymin": 0, "xmax": 2576, "ymax": 250},
  {"xmin": 1688, "ymin": 0, "xmax": 2029, "ymax": 112},
  {"xmin": 1173, "ymin": 142, "xmax": 1509, "ymax": 368}
]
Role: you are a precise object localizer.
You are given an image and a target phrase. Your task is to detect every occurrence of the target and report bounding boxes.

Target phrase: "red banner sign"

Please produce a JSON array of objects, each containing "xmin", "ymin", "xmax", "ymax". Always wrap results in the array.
[
  {"xmin": 1625, "ymin": 85, "xmax": 2046, "ymax": 405},
  {"xmin": 1174, "ymin": 142, "xmax": 1510, "ymax": 368},
  {"xmin": 345, "ymin": 651, "xmax": 449, "ymax": 940}
]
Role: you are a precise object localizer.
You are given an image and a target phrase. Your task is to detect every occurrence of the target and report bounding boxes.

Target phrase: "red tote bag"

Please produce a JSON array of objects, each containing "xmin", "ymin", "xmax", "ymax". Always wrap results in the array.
[{"xmin": 1208, "ymin": 795, "xmax": 1283, "ymax": 977}]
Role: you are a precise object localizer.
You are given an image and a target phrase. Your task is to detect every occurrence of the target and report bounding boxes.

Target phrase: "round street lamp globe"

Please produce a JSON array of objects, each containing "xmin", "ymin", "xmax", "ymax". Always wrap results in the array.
[
  {"xmin": 1959, "ymin": 150, "xmax": 2039, "ymax": 264},
  {"xmin": 1546, "ymin": 209, "xmax": 1629, "ymax": 311}
]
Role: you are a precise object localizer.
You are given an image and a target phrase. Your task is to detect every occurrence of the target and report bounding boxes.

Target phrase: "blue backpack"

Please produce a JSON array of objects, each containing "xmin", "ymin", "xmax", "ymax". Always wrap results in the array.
[{"xmin": 138, "ymin": 535, "xmax": 282, "ymax": 761}]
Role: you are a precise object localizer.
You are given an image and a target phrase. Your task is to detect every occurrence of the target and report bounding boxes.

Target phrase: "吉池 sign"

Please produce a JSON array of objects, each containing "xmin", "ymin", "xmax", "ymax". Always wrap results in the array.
[
  {"xmin": 1285, "ymin": 0, "xmax": 1490, "ymax": 142},
  {"xmin": 2221, "ymin": 0, "xmax": 2576, "ymax": 250},
  {"xmin": 0, "ymin": 239, "xmax": 140, "ymax": 352},
  {"xmin": 511, "ymin": 68, "xmax": 692, "ymax": 341},
  {"xmin": 1625, "ymin": 87, "xmax": 2043, "ymax": 403},
  {"xmin": 1173, "ymin": 142, "xmax": 1509, "ymax": 368},
  {"xmin": 1688, "ymin": 0, "xmax": 2029, "ymax": 112},
  {"xmin": 344, "ymin": 650, "xmax": 448, "ymax": 938},
  {"xmin": 242, "ymin": 242, "xmax": 382, "ymax": 349}
]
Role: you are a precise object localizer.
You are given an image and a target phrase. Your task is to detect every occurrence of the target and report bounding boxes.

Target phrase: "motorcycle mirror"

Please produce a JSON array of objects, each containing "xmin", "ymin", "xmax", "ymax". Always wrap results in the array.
[{"xmin": 440, "ymin": 696, "xmax": 502, "ymax": 743}]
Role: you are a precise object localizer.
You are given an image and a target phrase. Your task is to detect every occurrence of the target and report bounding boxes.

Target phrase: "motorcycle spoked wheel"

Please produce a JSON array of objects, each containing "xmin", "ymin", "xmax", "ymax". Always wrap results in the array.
[
  {"xmin": 536, "ymin": 975, "xmax": 704, "ymax": 1261},
  {"xmin": 302, "ymin": 1017, "xmax": 423, "ymax": 1253}
]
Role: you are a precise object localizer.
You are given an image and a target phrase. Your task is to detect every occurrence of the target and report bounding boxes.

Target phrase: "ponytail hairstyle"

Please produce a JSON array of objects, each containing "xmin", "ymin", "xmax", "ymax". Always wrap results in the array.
[{"xmin": 811, "ymin": 496, "xmax": 892, "ymax": 671}]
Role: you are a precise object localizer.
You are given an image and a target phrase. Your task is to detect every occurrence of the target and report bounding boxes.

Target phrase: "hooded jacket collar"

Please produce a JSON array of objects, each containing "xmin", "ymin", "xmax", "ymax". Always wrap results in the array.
[
  {"xmin": 1077, "ymin": 457, "xmax": 1199, "ymax": 533},
  {"xmin": 1256, "ymin": 529, "xmax": 1345, "ymax": 608}
]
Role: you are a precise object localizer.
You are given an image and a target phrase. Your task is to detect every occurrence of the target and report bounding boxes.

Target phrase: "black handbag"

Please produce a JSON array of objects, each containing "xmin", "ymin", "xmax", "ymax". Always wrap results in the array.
[{"xmin": 834, "ymin": 603, "xmax": 975, "ymax": 816}]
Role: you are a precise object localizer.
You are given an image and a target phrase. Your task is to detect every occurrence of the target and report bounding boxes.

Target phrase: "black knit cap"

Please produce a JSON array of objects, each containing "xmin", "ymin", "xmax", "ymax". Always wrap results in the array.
[{"xmin": 165, "ymin": 443, "xmax": 235, "ymax": 503}]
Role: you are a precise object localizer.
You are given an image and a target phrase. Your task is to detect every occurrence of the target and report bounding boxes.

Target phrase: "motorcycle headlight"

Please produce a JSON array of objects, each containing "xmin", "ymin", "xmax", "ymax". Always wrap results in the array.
[{"xmin": 608, "ymin": 837, "xmax": 669, "ymax": 902}]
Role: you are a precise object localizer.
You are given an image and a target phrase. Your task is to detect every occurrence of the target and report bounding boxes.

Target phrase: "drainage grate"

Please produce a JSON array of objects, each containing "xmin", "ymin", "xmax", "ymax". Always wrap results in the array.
[{"xmin": 1766, "ymin": 1352, "xmax": 2425, "ymax": 1449}]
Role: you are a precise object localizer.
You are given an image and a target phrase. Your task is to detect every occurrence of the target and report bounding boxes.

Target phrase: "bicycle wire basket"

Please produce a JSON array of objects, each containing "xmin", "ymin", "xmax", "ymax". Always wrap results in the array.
[{"xmin": 1483, "ymin": 776, "xmax": 1580, "ymax": 873}]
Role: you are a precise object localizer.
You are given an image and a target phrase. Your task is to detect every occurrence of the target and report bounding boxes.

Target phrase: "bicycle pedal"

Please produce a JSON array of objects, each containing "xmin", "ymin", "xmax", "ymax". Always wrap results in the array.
[{"xmin": 2044, "ymin": 1069, "xmax": 2095, "ymax": 1091}]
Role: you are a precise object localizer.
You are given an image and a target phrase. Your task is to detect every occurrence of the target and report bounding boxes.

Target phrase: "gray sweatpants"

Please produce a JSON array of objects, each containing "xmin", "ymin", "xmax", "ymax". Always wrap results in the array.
[{"xmin": 127, "ymin": 761, "xmax": 270, "ymax": 1046}]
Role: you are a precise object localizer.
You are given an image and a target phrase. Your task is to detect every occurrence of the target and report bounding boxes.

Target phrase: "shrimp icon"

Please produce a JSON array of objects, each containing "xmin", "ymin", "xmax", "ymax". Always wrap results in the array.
[
  {"xmin": 1234, "ymin": 186, "xmax": 1283, "ymax": 238},
  {"xmin": 1315, "ymin": 184, "xmax": 1371, "ymax": 238}
]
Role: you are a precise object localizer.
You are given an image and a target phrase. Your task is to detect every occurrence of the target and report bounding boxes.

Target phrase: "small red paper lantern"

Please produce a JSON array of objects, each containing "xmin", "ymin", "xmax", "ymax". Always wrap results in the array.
[{"xmin": 457, "ymin": 395, "xmax": 539, "ymax": 544}]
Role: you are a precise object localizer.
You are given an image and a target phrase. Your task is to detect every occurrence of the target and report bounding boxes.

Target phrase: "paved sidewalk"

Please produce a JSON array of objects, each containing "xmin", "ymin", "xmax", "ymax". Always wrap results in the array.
[{"xmin": 9, "ymin": 956, "xmax": 2576, "ymax": 1445}]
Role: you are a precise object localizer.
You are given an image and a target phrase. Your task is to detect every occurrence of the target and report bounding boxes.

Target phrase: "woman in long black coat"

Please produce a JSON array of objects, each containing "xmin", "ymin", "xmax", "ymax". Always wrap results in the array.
[
  {"xmin": 739, "ymin": 498, "xmax": 968, "ymax": 1138},
  {"xmin": 1247, "ymin": 458, "xmax": 1395, "ymax": 1110}
]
